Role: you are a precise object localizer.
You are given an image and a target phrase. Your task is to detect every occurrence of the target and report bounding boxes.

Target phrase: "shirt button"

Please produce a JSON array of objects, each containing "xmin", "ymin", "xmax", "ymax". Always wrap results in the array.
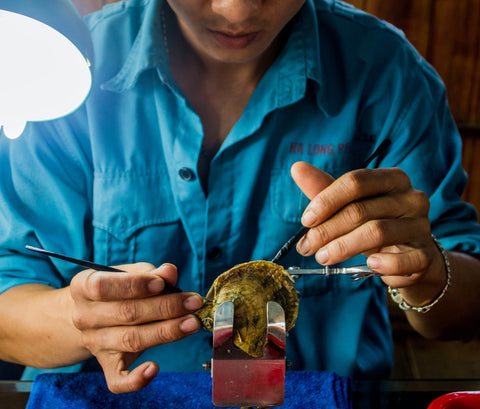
[
  {"xmin": 178, "ymin": 167, "xmax": 195, "ymax": 181},
  {"xmin": 206, "ymin": 246, "xmax": 222, "ymax": 261}
]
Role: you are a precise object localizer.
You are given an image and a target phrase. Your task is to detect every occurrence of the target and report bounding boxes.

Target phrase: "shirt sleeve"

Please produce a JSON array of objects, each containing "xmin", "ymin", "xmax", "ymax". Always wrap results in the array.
[
  {"xmin": 373, "ymin": 47, "xmax": 480, "ymax": 255},
  {"xmin": 0, "ymin": 112, "xmax": 93, "ymax": 294}
]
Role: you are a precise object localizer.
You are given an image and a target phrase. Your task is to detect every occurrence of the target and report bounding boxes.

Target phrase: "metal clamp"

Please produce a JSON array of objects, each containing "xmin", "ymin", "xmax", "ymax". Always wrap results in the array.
[{"xmin": 207, "ymin": 301, "xmax": 286, "ymax": 407}]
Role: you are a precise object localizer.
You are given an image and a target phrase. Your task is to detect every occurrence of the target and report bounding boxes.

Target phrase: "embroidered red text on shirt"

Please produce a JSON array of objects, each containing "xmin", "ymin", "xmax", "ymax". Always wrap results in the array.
[{"xmin": 289, "ymin": 143, "xmax": 349, "ymax": 155}]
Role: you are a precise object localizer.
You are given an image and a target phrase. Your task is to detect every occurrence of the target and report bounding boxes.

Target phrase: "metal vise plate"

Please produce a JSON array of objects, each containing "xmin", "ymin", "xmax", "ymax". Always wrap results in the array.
[{"xmin": 211, "ymin": 301, "xmax": 286, "ymax": 407}]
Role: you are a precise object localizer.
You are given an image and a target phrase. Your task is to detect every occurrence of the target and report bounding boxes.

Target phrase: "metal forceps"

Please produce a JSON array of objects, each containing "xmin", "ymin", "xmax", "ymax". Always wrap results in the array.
[{"xmin": 287, "ymin": 265, "xmax": 382, "ymax": 281}]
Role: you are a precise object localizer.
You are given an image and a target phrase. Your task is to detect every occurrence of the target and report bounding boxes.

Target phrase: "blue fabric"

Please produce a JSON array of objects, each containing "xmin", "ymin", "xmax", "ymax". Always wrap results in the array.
[
  {"xmin": 1, "ymin": 0, "xmax": 480, "ymax": 381},
  {"xmin": 26, "ymin": 371, "xmax": 352, "ymax": 409}
]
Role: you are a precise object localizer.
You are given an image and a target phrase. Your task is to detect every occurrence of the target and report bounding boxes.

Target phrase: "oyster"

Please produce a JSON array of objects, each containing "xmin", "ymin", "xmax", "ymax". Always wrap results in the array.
[{"xmin": 195, "ymin": 260, "xmax": 298, "ymax": 358}]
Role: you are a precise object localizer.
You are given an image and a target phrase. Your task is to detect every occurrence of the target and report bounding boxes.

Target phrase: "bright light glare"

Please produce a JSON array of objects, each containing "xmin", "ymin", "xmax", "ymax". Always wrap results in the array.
[
  {"xmin": 0, "ymin": 10, "xmax": 92, "ymax": 138},
  {"xmin": 1, "ymin": 120, "xmax": 27, "ymax": 139}
]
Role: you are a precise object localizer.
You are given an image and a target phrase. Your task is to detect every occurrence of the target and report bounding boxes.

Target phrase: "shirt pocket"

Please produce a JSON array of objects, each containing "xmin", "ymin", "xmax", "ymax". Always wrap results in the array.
[
  {"xmin": 269, "ymin": 168, "xmax": 309, "ymax": 223},
  {"xmin": 92, "ymin": 171, "xmax": 182, "ymax": 266}
]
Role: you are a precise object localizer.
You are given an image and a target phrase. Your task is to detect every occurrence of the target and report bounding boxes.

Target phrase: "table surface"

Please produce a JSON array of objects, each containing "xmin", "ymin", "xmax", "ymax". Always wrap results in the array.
[{"xmin": 2, "ymin": 378, "xmax": 480, "ymax": 409}]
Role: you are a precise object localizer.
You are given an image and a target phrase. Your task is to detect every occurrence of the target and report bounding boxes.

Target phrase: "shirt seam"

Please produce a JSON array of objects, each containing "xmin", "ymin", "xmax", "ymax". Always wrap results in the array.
[{"xmin": 389, "ymin": 61, "xmax": 437, "ymax": 143}]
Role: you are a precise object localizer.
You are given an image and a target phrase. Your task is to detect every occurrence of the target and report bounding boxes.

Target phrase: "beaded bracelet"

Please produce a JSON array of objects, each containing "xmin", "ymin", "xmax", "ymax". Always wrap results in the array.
[{"xmin": 388, "ymin": 235, "xmax": 451, "ymax": 314}]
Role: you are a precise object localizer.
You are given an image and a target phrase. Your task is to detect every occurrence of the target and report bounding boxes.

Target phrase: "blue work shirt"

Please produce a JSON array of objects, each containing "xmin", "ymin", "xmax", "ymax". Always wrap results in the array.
[{"xmin": 1, "ymin": 0, "xmax": 480, "ymax": 380}]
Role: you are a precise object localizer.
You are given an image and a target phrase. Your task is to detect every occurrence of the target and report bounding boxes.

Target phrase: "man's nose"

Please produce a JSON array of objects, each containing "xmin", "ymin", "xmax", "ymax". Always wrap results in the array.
[{"xmin": 211, "ymin": 0, "xmax": 261, "ymax": 24}]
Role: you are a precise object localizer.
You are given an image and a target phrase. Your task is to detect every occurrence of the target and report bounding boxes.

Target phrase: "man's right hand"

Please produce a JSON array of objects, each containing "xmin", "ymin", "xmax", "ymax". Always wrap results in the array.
[{"xmin": 69, "ymin": 262, "xmax": 203, "ymax": 393}]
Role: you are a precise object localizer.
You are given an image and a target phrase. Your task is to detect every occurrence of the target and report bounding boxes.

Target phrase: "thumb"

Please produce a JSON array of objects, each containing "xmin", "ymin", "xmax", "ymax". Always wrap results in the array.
[
  {"xmin": 151, "ymin": 263, "xmax": 178, "ymax": 285},
  {"xmin": 291, "ymin": 161, "xmax": 335, "ymax": 200}
]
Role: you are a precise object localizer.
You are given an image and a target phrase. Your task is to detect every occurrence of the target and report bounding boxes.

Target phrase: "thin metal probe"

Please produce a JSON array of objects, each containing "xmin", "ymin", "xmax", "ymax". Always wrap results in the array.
[{"xmin": 25, "ymin": 245, "xmax": 185, "ymax": 294}]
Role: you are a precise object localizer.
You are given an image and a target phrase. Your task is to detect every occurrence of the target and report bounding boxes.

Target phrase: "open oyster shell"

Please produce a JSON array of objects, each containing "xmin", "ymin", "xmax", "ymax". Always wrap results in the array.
[{"xmin": 195, "ymin": 260, "xmax": 299, "ymax": 358}]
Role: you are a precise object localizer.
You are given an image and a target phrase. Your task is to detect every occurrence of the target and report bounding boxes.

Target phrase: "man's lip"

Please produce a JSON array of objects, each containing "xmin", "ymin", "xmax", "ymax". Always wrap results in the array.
[
  {"xmin": 210, "ymin": 30, "xmax": 259, "ymax": 49},
  {"xmin": 215, "ymin": 30, "xmax": 253, "ymax": 37}
]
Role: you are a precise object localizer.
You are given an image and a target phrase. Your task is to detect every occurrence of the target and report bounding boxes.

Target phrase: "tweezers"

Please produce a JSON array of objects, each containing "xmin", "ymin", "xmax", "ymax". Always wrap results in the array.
[
  {"xmin": 287, "ymin": 265, "xmax": 382, "ymax": 281},
  {"xmin": 25, "ymin": 245, "xmax": 184, "ymax": 294}
]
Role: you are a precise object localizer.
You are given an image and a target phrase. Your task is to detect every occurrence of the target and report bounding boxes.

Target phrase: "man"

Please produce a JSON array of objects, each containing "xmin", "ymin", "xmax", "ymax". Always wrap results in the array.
[{"xmin": 1, "ymin": 0, "xmax": 480, "ymax": 394}]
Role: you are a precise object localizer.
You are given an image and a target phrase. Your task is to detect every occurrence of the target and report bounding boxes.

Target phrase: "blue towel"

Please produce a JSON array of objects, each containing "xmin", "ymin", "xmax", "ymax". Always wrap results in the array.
[{"xmin": 26, "ymin": 370, "xmax": 351, "ymax": 409}]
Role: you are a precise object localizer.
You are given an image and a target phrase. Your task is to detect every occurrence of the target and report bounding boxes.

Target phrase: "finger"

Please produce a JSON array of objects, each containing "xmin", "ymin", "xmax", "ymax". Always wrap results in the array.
[
  {"xmin": 300, "ymin": 168, "xmax": 412, "ymax": 227},
  {"xmin": 367, "ymin": 247, "xmax": 430, "ymax": 277},
  {"xmin": 291, "ymin": 161, "xmax": 335, "ymax": 200},
  {"xmin": 311, "ymin": 217, "xmax": 430, "ymax": 265},
  {"xmin": 73, "ymin": 292, "xmax": 205, "ymax": 329},
  {"xmin": 112, "ymin": 262, "xmax": 156, "ymax": 273},
  {"xmin": 103, "ymin": 359, "xmax": 159, "ymax": 394},
  {"xmin": 297, "ymin": 192, "xmax": 427, "ymax": 256},
  {"xmin": 82, "ymin": 315, "xmax": 201, "ymax": 355},
  {"xmin": 72, "ymin": 266, "xmax": 173, "ymax": 302}
]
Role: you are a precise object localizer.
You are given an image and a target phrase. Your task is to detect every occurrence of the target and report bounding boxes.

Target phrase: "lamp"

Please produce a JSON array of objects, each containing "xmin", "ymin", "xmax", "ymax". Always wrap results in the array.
[{"xmin": 0, "ymin": 0, "xmax": 94, "ymax": 138}]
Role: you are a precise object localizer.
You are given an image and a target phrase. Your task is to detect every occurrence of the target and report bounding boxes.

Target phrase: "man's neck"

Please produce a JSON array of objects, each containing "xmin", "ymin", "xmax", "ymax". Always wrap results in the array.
[{"xmin": 162, "ymin": 8, "xmax": 285, "ymax": 192}]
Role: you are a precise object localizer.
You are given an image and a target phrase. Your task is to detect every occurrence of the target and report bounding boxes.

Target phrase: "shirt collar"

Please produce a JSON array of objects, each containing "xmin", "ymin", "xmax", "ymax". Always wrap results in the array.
[
  {"xmin": 101, "ymin": 0, "xmax": 341, "ymax": 117},
  {"xmin": 273, "ymin": 0, "xmax": 343, "ymax": 117},
  {"xmin": 101, "ymin": 0, "xmax": 170, "ymax": 92}
]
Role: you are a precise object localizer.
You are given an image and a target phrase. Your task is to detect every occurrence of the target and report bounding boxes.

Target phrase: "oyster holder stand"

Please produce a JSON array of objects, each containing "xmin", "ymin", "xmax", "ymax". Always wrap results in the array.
[{"xmin": 205, "ymin": 301, "xmax": 286, "ymax": 408}]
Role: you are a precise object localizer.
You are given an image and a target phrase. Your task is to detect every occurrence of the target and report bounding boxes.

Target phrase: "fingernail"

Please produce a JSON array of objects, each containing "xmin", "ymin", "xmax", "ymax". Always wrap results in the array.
[
  {"xmin": 367, "ymin": 256, "xmax": 381, "ymax": 270},
  {"xmin": 148, "ymin": 278, "xmax": 165, "ymax": 293},
  {"xmin": 301, "ymin": 210, "xmax": 317, "ymax": 227},
  {"xmin": 316, "ymin": 248, "xmax": 329, "ymax": 264},
  {"xmin": 184, "ymin": 295, "xmax": 204, "ymax": 311},
  {"xmin": 297, "ymin": 237, "xmax": 310, "ymax": 255},
  {"xmin": 156, "ymin": 263, "xmax": 176, "ymax": 272},
  {"xmin": 180, "ymin": 316, "xmax": 200, "ymax": 333},
  {"xmin": 143, "ymin": 363, "xmax": 157, "ymax": 379},
  {"xmin": 151, "ymin": 263, "xmax": 176, "ymax": 278}
]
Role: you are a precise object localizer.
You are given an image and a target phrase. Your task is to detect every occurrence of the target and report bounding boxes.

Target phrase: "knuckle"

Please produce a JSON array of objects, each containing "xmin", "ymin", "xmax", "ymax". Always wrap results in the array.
[
  {"xmin": 155, "ymin": 321, "xmax": 179, "ymax": 344},
  {"xmin": 310, "ymin": 194, "xmax": 333, "ymax": 215},
  {"xmin": 344, "ymin": 201, "xmax": 369, "ymax": 225},
  {"xmin": 365, "ymin": 220, "xmax": 386, "ymax": 245},
  {"xmin": 382, "ymin": 168, "xmax": 410, "ymax": 193},
  {"xmin": 329, "ymin": 238, "xmax": 349, "ymax": 260},
  {"xmin": 155, "ymin": 294, "xmax": 188, "ymax": 320},
  {"xmin": 119, "ymin": 279, "xmax": 137, "ymax": 299},
  {"xmin": 391, "ymin": 167, "xmax": 409, "ymax": 183},
  {"xmin": 410, "ymin": 245, "xmax": 431, "ymax": 267},
  {"xmin": 339, "ymin": 172, "xmax": 363, "ymax": 196},
  {"xmin": 416, "ymin": 249, "xmax": 430, "ymax": 271},
  {"xmin": 106, "ymin": 375, "xmax": 139, "ymax": 394},
  {"xmin": 157, "ymin": 302, "xmax": 177, "ymax": 320},
  {"xmin": 106, "ymin": 378, "xmax": 124, "ymax": 394},
  {"xmin": 118, "ymin": 300, "xmax": 139, "ymax": 324},
  {"xmin": 391, "ymin": 254, "xmax": 410, "ymax": 272},
  {"xmin": 80, "ymin": 330, "xmax": 100, "ymax": 353},
  {"xmin": 394, "ymin": 250, "xmax": 429, "ymax": 276},
  {"xmin": 72, "ymin": 309, "xmax": 87, "ymax": 330},
  {"xmin": 121, "ymin": 328, "xmax": 143, "ymax": 352},
  {"xmin": 413, "ymin": 190, "xmax": 430, "ymax": 213},
  {"xmin": 155, "ymin": 325, "xmax": 171, "ymax": 343},
  {"xmin": 309, "ymin": 225, "xmax": 331, "ymax": 247}
]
